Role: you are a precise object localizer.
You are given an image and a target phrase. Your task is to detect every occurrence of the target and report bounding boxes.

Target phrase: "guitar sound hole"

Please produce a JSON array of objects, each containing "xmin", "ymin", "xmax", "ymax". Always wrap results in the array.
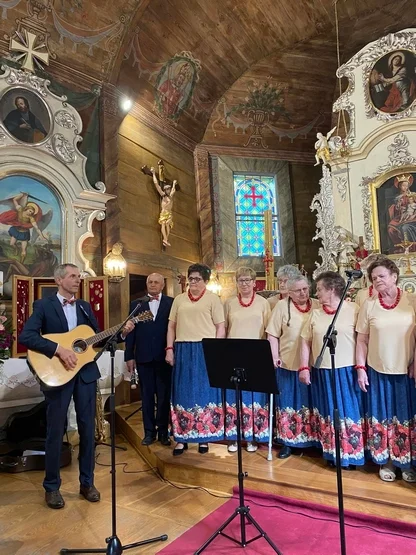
[{"xmin": 73, "ymin": 339, "xmax": 88, "ymax": 354}]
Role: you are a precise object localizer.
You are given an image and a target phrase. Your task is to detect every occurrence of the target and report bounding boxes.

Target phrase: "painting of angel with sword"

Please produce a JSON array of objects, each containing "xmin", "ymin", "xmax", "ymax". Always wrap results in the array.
[{"xmin": 0, "ymin": 192, "xmax": 52, "ymax": 263}]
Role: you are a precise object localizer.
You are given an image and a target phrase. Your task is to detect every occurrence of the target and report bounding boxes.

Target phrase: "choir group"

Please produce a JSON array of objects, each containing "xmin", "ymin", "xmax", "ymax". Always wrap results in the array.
[{"xmin": 166, "ymin": 259, "xmax": 416, "ymax": 483}]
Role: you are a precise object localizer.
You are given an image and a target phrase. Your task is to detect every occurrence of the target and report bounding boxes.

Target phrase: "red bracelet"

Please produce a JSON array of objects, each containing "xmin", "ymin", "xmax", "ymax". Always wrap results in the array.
[
  {"xmin": 298, "ymin": 366, "xmax": 310, "ymax": 372},
  {"xmin": 355, "ymin": 365, "xmax": 367, "ymax": 371},
  {"xmin": 165, "ymin": 346, "xmax": 174, "ymax": 351}
]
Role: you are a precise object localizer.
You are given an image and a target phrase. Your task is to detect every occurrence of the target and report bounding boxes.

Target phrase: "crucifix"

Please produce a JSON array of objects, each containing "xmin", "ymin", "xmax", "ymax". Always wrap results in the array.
[
  {"xmin": 263, "ymin": 209, "xmax": 275, "ymax": 290},
  {"xmin": 10, "ymin": 30, "xmax": 49, "ymax": 72},
  {"xmin": 141, "ymin": 160, "xmax": 180, "ymax": 248}
]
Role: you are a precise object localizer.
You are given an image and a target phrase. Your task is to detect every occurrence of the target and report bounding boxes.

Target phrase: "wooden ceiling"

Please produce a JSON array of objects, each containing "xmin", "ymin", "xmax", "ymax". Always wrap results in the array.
[{"xmin": 0, "ymin": 1, "xmax": 415, "ymax": 150}]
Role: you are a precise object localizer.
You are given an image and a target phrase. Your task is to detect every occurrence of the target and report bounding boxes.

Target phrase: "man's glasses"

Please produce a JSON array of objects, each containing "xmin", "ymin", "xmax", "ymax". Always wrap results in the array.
[
  {"xmin": 188, "ymin": 277, "xmax": 203, "ymax": 283},
  {"xmin": 237, "ymin": 278, "xmax": 253, "ymax": 285}
]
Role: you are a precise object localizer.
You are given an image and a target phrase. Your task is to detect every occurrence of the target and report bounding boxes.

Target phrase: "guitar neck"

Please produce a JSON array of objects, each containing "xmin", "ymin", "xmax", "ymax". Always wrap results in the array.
[
  {"xmin": 86, "ymin": 312, "xmax": 151, "ymax": 346},
  {"xmin": 86, "ymin": 325, "xmax": 124, "ymax": 346}
]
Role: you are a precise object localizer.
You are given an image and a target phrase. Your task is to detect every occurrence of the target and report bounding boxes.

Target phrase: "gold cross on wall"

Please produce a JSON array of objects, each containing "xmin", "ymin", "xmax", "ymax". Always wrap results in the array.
[{"xmin": 10, "ymin": 30, "xmax": 49, "ymax": 73}]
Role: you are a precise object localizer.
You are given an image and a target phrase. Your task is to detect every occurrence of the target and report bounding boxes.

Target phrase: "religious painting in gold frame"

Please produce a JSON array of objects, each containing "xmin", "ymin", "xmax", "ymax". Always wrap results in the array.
[
  {"xmin": 370, "ymin": 167, "xmax": 416, "ymax": 255},
  {"xmin": 368, "ymin": 50, "xmax": 416, "ymax": 115}
]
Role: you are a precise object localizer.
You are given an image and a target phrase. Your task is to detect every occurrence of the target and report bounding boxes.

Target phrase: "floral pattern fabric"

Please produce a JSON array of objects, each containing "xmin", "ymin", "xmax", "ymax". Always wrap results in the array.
[
  {"xmin": 170, "ymin": 341, "xmax": 225, "ymax": 443},
  {"xmin": 366, "ymin": 367, "xmax": 413, "ymax": 469},
  {"xmin": 224, "ymin": 399, "xmax": 269, "ymax": 442},
  {"xmin": 276, "ymin": 367, "xmax": 320, "ymax": 448},
  {"xmin": 310, "ymin": 365, "xmax": 366, "ymax": 466}
]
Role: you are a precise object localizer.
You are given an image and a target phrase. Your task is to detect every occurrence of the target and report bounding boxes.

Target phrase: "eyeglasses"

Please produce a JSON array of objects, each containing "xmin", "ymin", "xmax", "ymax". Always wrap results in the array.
[
  {"xmin": 188, "ymin": 277, "xmax": 203, "ymax": 283},
  {"xmin": 290, "ymin": 287, "xmax": 309, "ymax": 294},
  {"xmin": 237, "ymin": 279, "xmax": 253, "ymax": 285}
]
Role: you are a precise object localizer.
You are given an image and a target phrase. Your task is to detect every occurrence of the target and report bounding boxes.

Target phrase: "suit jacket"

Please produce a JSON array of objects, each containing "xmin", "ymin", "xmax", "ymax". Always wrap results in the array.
[
  {"xmin": 125, "ymin": 294, "xmax": 173, "ymax": 364},
  {"xmin": 19, "ymin": 295, "xmax": 101, "ymax": 387}
]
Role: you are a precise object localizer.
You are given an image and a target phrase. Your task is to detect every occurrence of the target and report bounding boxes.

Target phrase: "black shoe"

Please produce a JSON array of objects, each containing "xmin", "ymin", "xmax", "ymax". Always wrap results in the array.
[
  {"xmin": 158, "ymin": 431, "xmax": 171, "ymax": 446},
  {"xmin": 278, "ymin": 445, "xmax": 292, "ymax": 459},
  {"xmin": 141, "ymin": 434, "xmax": 156, "ymax": 446},
  {"xmin": 173, "ymin": 442, "xmax": 188, "ymax": 456},
  {"xmin": 198, "ymin": 444, "xmax": 209, "ymax": 454},
  {"xmin": 80, "ymin": 484, "xmax": 101, "ymax": 502},
  {"xmin": 45, "ymin": 490, "xmax": 65, "ymax": 509}
]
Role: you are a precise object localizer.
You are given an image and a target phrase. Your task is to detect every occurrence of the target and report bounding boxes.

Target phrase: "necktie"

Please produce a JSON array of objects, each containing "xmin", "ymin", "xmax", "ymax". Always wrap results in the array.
[
  {"xmin": 149, "ymin": 296, "xmax": 159, "ymax": 302},
  {"xmin": 62, "ymin": 298, "xmax": 76, "ymax": 306}
]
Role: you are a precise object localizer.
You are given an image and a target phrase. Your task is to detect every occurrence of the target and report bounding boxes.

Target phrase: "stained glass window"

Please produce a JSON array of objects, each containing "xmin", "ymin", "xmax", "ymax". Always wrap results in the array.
[{"xmin": 233, "ymin": 173, "xmax": 280, "ymax": 257}]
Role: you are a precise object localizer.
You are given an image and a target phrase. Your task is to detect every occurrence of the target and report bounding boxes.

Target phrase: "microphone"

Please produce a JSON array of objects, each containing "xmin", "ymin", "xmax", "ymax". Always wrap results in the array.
[{"xmin": 345, "ymin": 269, "xmax": 363, "ymax": 279}]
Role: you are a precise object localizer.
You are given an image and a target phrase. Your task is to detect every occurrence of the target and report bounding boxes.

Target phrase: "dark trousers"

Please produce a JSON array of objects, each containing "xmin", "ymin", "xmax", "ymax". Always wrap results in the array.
[
  {"xmin": 43, "ymin": 374, "xmax": 96, "ymax": 492},
  {"xmin": 137, "ymin": 361, "xmax": 172, "ymax": 436}
]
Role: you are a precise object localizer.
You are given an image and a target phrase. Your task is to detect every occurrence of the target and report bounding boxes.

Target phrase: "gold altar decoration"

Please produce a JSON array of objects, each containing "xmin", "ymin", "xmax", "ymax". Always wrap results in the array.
[
  {"xmin": 395, "ymin": 232, "xmax": 416, "ymax": 275},
  {"xmin": 263, "ymin": 209, "xmax": 275, "ymax": 290},
  {"xmin": 103, "ymin": 243, "xmax": 127, "ymax": 283}
]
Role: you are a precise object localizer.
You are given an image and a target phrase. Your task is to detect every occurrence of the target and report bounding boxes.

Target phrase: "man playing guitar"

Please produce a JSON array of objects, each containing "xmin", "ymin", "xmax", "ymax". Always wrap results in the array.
[{"xmin": 20, "ymin": 263, "xmax": 134, "ymax": 509}]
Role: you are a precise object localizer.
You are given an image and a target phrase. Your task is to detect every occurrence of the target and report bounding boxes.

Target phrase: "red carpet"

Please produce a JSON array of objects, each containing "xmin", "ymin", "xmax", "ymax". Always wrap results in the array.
[{"xmin": 159, "ymin": 487, "xmax": 416, "ymax": 554}]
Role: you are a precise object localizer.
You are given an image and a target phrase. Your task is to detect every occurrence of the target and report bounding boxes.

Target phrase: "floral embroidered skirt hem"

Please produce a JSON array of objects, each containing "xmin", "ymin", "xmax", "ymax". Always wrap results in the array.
[
  {"xmin": 276, "ymin": 367, "xmax": 320, "ymax": 448},
  {"xmin": 366, "ymin": 367, "xmax": 412, "ymax": 469},
  {"xmin": 170, "ymin": 341, "xmax": 224, "ymax": 443},
  {"xmin": 409, "ymin": 376, "xmax": 416, "ymax": 467},
  {"xmin": 224, "ymin": 390, "xmax": 270, "ymax": 443},
  {"xmin": 311, "ymin": 366, "xmax": 365, "ymax": 467}
]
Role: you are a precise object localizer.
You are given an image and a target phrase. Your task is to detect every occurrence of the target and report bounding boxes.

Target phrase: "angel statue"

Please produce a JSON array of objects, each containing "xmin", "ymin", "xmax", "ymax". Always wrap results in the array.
[
  {"xmin": 0, "ymin": 192, "xmax": 52, "ymax": 263},
  {"xmin": 314, "ymin": 127, "xmax": 337, "ymax": 166},
  {"xmin": 150, "ymin": 161, "xmax": 177, "ymax": 247},
  {"xmin": 335, "ymin": 226, "xmax": 358, "ymax": 279}
]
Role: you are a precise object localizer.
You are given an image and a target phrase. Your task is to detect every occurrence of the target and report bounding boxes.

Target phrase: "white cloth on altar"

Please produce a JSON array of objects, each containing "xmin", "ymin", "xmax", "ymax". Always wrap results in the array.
[{"xmin": 0, "ymin": 351, "xmax": 128, "ymax": 426}]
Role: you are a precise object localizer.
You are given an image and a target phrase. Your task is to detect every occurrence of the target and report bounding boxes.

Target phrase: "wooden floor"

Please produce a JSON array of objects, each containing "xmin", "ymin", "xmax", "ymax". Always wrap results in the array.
[
  {"xmin": 2, "ymin": 403, "xmax": 415, "ymax": 555},
  {"xmin": 0, "ymin": 434, "xmax": 225, "ymax": 555},
  {"xmin": 117, "ymin": 402, "xmax": 416, "ymax": 524}
]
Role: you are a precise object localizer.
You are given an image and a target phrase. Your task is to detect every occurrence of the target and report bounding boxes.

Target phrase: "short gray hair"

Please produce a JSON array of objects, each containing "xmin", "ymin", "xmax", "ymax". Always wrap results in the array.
[
  {"xmin": 54, "ymin": 263, "xmax": 78, "ymax": 280},
  {"xmin": 276, "ymin": 265, "xmax": 301, "ymax": 281},
  {"xmin": 286, "ymin": 275, "xmax": 310, "ymax": 292}
]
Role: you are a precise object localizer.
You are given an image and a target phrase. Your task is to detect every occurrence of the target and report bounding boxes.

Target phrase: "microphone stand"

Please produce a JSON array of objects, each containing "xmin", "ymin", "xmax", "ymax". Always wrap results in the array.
[
  {"xmin": 314, "ymin": 274, "xmax": 354, "ymax": 555},
  {"xmin": 60, "ymin": 303, "xmax": 167, "ymax": 555}
]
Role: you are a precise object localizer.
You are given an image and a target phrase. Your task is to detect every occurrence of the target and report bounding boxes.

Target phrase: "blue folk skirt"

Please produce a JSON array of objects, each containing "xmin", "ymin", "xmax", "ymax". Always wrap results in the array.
[
  {"xmin": 224, "ymin": 389, "xmax": 270, "ymax": 443},
  {"xmin": 366, "ymin": 367, "xmax": 412, "ymax": 469},
  {"xmin": 276, "ymin": 367, "xmax": 320, "ymax": 449},
  {"xmin": 170, "ymin": 341, "xmax": 224, "ymax": 443},
  {"xmin": 311, "ymin": 366, "xmax": 365, "ymax": 466},
  {"xmin": 409, "ymin": 376, "xmax": 416, "ymax": 467}
]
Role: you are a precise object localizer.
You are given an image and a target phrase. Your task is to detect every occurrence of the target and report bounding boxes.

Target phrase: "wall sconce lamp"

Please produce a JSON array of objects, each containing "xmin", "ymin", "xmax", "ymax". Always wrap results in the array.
[
  {"xmin": 206, "ymin": 271, "xmax": 222, "ymax": 296},
  {"xmin": 103, "ymin": 242, "xmax": 127, "ymax": 283}
]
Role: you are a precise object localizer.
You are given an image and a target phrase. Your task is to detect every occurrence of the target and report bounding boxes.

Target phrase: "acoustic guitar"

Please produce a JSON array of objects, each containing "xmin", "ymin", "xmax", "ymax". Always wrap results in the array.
[{"xmin": 28, "ymin": 310, "xmax": 153, "ymax": 388}]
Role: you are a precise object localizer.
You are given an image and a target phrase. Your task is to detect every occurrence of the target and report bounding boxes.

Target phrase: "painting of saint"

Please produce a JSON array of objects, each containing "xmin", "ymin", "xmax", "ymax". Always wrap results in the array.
[
  {"xmin": 0, "ymin": 88, "xmax": 50, "ymax": 143},
  {"xmin": 155, "ymin": 53, "xmax": 201, "ymax": 121},
  {"xmin": 375, "ymin": 172, "xmax": 416, "ymax": 254},
  {"xmin": 0, "ymin": 176, "xmax": 61, "ymax": 299},
  {"xmin": 369, "ymin": 50, "xmax": 416, "ymax": 114}
]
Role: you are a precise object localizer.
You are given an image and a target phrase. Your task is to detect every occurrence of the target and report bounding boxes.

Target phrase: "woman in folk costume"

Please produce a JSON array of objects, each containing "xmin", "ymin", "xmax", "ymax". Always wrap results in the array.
[
  {"xmin": 268, "ymin": 265, "xmax": 302, "ymax": 311},
  {"xmin": 166, "ymin": 263, "xmax": 225, "ymax": 456},
  {"xmin": 224, "ymin": 267, "xmax": 271, "ymax": 452},
  {"xmin": 300, "ymin": 271, "xmax": 365, "ymax": 468},
  {"xmin": 356, "ymin": 258, "xmax": 416, "ymax": 482},
  {"xmin": 354, "ymin": 254, "xmax": 389, "ymax": 307},
  {"xmin": 267, "ymin": 275, "xmax": 320, "ymax": 459}
]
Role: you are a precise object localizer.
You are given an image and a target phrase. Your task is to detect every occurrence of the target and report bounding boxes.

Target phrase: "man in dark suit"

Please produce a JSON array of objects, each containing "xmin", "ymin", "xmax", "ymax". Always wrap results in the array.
[
  {"xmin": 19, "ymin": 263, "xmax": 134, "ymax": 509},
  {"xmin": 125, "ymin": 273, "xmax": 173, "ymax": 446}
]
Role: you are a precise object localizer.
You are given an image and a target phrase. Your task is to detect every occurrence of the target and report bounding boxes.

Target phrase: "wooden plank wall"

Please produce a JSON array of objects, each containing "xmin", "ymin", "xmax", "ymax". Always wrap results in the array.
[{"xmin": 116, "ymin": 115, "xmax": 201, "ymax": 302}]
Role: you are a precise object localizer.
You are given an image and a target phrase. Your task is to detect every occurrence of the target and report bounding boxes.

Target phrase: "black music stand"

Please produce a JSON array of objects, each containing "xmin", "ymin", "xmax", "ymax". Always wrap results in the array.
[{"xmin": 196, "ymin": 339, "xmax": 282, "ymax": 555}]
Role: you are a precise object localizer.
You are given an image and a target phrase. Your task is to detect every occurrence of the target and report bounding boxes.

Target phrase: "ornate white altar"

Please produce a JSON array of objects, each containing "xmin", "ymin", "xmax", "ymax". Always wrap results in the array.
[
  {"xmin": 0, "ymin": 351, "xmax": 129, "ymax": 427},
  {"xmin": 312, "ymin": 28, "xmax": 416, "ymax": 283}
]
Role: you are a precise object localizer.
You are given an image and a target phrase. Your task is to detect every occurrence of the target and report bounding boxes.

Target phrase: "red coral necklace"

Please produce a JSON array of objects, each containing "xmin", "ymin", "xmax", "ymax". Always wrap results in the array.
[
  {"xmin": 238, "ymin": 291, "xmax": 255, "ymax": 308},
  {"xmin": 378, "ymin": 287, "xmax": 401, "ymax": 310},
  {"xmin": 369, "ymin": 285, "xmax": 373, "ymax": 297},
  {"xmin": 292, "ymin": 299, "xmax": 312, "ymax": 313},
  {"xmin": 188, "ymin": 288, "xmax": 206, "ymax": 303},
  {"xmin": 323, "ymin": 304, "xmax": 337, "ymax": 315}
]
